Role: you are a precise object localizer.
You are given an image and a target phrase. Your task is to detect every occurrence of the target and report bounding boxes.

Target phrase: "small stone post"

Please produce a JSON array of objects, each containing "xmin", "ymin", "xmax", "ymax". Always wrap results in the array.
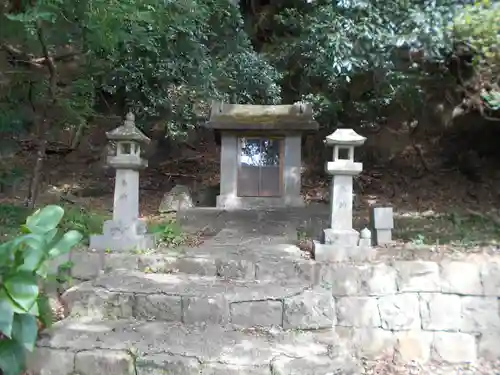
[
  {"xmin": 89, "ymin": 113, "xmax": 155, "ymax": 251},
  {"xmin": 369, "ymin": 206, "xmax": 394, "ymax": 245},
  {"xmin": 314, "ymin": 129, "xmax": 373, "ymax": 261}
]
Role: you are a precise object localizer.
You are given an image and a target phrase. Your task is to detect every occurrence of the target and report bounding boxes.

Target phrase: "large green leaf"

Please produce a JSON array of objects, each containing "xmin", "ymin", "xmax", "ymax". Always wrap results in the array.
[
  {"xmin": 17, "ymin": 247, "xmax": 46, "ymax": 273},
  {"xmin": 48, "ymin": 230, "xmax": 83, "ymax": 258},
  {"xmin": 3, "ymin": 273, "xmax": 39, "ymax": 313},
  {"xmin": 11, "ymin": 314, "xmax": 38, "ymax": 352},
  {"xmin": 25, "ymin": 205, "xmax": 64, "ymax": 235},
  {"xmin": 36, "ymin": 294, "xmax": 53, "ymax": 330},
  {"xmin": 0, "ymin": 241, "xmax": 16, "ymax": 265},
  {"xmin": 0, "ymin": 297, "xmax": 15, "ymax": 338},
  {"xmin": 0, "ymin": 339, "xmax": 26, "ymax": 375},
  {"xmin": 16, "ymin": 233, "xmax": 49, "ymax": 273}
]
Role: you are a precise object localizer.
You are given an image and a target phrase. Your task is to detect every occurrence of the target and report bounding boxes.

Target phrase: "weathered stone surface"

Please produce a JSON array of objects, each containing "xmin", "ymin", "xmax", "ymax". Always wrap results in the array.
[
  {"xmin": 481, "ymin": 261, "xmax": 500, "ymax": 296},
  {"xmin": 395, "ymin": 261, "xmax": 440, "ymax": 292},
  {"xmin": 27, "ymin": 348, "xmax": 75, "ymax": 375},
  {"xmin": 478, "ymin": 331, "xmax": 500, "ymax": 360},
  {"xmin": 134, "ymin": 294, "xmax": 182, "ymax": 321},
  {"xmin": 365, "ymin": 263, "xmax": 398, "ymax": 295},
  {"xmin": 63, "ymin": 287, "xmax": 135, "ymax": 319},
  {"xmin": 105, "ymin": 253, "xmax": 140, "ymax": 272},
  {"xmin": 183, "ymin": 295, "xmax": 230, "ymax": 325},
  {"xmin": 321, "ymin": 264, "xmax": 364, "ymax": 295},
  {"xmin": 432, "ymin": 332, "xmax": 477, "ymax": 363},
  {"xmin": 393, "ymin": 331, "xmax": 432, "ymax": 363},
  {"xmin": 321, "ymin": 263, "xmax": 398, "ymax": 297},
  {"xmin": 202, "ymin": 364, "xmax": 269, "ymax": 375},
  {"xmin": 75, "ymin": 350, "xmax": 135, "ymax": 375},
  {"xmin": 136, "ymin": 354, "xmax": 201, "ymax": 375},
  {"xmin": 440, "ymin": 261, "xmax": 482, "ymax": 295},
  {"xmin": 337, "ymin": 327, "xmax": 395, "ymax": 360},
  {"xmin": 70, "ymin": 249, "xmax": 103, "ymax": 280},
  {"xmin": 271, "ymin": 355, "xmax": 362, "ymax": 375},
  {"xmin": 419, "ymin": 293, "xmax": 462, "ymax": 331},
  {"xmin": 255, "ymin": 258, "xmax": 306, "ymax": 281},
  {"xmin": 283, "ymin": 287, "xmax": 335, "ymax": 329},
  {"xmin": 231, "ymin": 300, "xmax": 283, "ymax": 327},
  {"xmin": 159, "ymin": 184, "xmax": 194, "ymax": 212},
  {"xmin": 460, "ymin": 296, "xmax": 500, "ymax": 333},
  {"xmin": 33, "ymin": 319, "xmax": 350, "ymax": 372},
  {"xmin": 218, "ymin": 258, "xmax": 257, "ymax": 280},
  {"xmin": 336, "ymin": 297, "xmax": 380, "ymax": 328},
  {"xmin": 137, "ymin": 254, "xmax": 178, "ymax": 273},
  {"xmin": 378, "ymin": 294, "xmax": 420, "ymax": 330},
  {"xmin": 63, "ymin": 270, "xmax": 308, "ymax": 326}
]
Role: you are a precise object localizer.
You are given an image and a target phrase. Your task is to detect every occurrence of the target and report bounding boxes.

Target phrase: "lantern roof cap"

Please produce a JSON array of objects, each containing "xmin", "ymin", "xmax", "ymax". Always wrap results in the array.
[
  {"xmin": 325, "ymin": 128, "xmax": 366, "ymax": 146},
  {"xmin": 106, "ymin": 113, "xmax": 150, "ymax": 144}
]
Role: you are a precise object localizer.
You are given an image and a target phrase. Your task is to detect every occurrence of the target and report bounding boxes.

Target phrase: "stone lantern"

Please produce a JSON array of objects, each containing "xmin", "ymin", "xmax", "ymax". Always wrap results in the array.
[
  {"xmin": 313, "ymin": 128, "xmax": 372, "ymax": 261},
  {"xmin": 89, "ymin": 113, "xmax": 155, "ymax": 251}
]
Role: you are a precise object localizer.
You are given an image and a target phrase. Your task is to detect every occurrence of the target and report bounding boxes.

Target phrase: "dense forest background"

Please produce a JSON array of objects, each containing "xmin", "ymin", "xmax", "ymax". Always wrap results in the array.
[{"xmin": 0, "ymin": 0, "xmax": 499, "ymax": 214}]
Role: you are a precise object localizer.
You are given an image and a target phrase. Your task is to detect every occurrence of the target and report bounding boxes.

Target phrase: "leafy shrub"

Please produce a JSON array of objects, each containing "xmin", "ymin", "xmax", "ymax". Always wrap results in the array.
[
  {"xmin": 0, "ymin": 204, "xmax": 107, "ymax": 244},
  {"xmin": 58, "ymin": 207, "xmax": 108, "ymax": 244},
  {"xmin": 149, "ymin": 219, "xmax": 187, "ymax": 248},
  {"xmin": 0, "ymin": 205, "xmax": 82, "ymax": 375},
  {"xmin": 453, "ymin": 1, "xmax": 500, "ymax": 65}
]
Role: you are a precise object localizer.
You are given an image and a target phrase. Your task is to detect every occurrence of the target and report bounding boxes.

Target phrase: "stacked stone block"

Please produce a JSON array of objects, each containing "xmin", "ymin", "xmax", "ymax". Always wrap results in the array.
[
  {"xmin": 43, "ymin": 258, "xmax": 500, "ymax": 368},
  {"xmin": 317, "ymin": 260, "xmax": 500, "ymax": 363}
]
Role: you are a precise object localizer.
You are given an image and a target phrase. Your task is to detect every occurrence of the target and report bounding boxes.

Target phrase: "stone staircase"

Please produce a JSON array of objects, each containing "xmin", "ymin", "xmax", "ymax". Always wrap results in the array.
[
  {"xmin": 29, "ymin": 226, "xmax": 365, "ymax": 375},
  {"xmin": 28, "ymin": 219, "xmax": 500, "ymax": 374}
]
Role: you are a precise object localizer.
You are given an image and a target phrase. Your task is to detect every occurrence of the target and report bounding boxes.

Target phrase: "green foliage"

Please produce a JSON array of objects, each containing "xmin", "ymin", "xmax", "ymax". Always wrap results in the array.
[
  {"xmin": 0, "ymin": 204, "xmax": 106, "ymax": 244},
  {"xmin": 452, "ymin": 1, "xmax": 500, "ymax": 66},
  {"xmin": 0, "ymin": 205, "xmax": 83, "ymax": 375},
  {"xmin": 149, "ymin": 219, "xmax": 187, "ymax": 248},
  {"xmin": 0, "ymin": 0, "xmax": 280, "ymax": 139},
  {"xmin": 481, "ymin": 90, "xmax": 500, "ymax": 110},
  {"xmin": 58, "ymin": 208, "xmax": 108, "ymax": 244},
  {"xmin": 2, "ymin": 0, "xmax": 499, "ymax": 139},
  {"xmin": 395, "ymin": 211, "xmax": 500, "ymax": 246}
]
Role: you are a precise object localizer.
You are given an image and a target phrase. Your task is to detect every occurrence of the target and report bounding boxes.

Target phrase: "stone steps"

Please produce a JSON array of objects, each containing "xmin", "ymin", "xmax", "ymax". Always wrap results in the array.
[
  {"xmin": 70, "ymin": 241, "xmax": 316, "ymax": 282},
  {"xmin": 29, "ymin": 318, "xmax": 361, "ymax": 375},
  {"xmin": 63, "ymin": 270, "xmax": 334, "ymax": 329}
]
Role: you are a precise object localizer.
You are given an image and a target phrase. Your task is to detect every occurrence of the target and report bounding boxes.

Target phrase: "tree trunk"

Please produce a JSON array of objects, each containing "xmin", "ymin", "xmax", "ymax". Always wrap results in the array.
[
  {"xmin": 25, "ymin": 135, "xmax": 47, "ymax": 209},
  {"xmin": 24, "ymin": 22, "xmax": 57, "ymax": 208}
]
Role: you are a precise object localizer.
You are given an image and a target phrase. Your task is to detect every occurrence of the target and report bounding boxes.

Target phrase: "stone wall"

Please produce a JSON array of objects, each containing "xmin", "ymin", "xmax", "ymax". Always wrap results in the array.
[
  {"xmin": 320, "ymin": 259, "xmax": 500, "ymax": 363},
  {"xmin": 63, "ymin": 246, "xmax": 500, "ymax": 365}
]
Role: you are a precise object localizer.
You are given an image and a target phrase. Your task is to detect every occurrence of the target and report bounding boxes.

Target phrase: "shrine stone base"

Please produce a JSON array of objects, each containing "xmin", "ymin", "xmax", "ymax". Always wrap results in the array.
[
  {"xmin": 216, "ymin": 194, "xmax": 305, "ymax": 209},
  {"xmin": 313, "ymin": 240, "xmax": 374, "ymax": 262},
  {"xmin": 89, "ymin": 219, "xmax": 156, "ymax": 252},
  {"xmin": 322, "ymin": 228, "xmax": 360, "ymax": 247}
]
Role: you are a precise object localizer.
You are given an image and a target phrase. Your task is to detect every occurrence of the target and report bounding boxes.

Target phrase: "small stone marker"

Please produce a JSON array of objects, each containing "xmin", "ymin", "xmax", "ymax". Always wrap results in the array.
[
  {"xmin": 369, "ymin": 206, "xmax": 394, "ymax": 245},
  {"xmin": 90, "ymin": 113, "xmax": 155, "ymax": 251},
  {"xmin": 313, "ymin": 129, "xmax": 373, "ymax": 261}
]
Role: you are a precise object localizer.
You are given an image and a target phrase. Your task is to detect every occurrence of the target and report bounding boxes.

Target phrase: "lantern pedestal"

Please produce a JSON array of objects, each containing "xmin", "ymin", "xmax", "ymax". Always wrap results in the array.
[
  {"xmin": 89, "ymin": 113, "xmax": 155, "ymax": 252},
  {"xmin": 313, "ymin": 129, "xmax": 374, "ymax": 262},
  {"xmin": 90, "ymin": 219, "xmax": 155, "ymax": 252}
]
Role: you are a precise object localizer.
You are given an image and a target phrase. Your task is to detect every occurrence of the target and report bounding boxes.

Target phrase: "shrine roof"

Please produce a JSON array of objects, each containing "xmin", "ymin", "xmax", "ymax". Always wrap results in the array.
[{"xmin": 205, "ymin": 102, "xmax": 319, "ymax": 131}]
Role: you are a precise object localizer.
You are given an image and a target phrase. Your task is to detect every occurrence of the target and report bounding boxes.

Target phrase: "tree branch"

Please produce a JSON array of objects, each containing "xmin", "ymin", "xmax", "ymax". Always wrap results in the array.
[
  {"xmin": 35, "ymin": 21, "xmax": 56, "ymax": 102},
  {"xmin": 0, "ymin": 43, "xmax": 82, "ymax": 69}
]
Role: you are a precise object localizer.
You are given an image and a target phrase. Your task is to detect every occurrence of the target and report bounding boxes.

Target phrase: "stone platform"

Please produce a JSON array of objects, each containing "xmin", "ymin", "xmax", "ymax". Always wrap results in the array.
[
  {"xmin": 63, "ymin": 271, "xmax": 334, "ymax": 329},
  {"xmin": 69, "ymin": 230, "xmax": 317, "ymax": 282},
  {"xmin": 31, "ymin": 319, "xmax": 361, "ymax": 375}
]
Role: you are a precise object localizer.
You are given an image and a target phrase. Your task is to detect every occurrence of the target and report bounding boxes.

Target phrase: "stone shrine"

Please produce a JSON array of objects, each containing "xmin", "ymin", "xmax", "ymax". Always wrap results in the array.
[
  {"xmin": 314, "ymin": 128, "xmax": 373, "ymax": 261},
  {"xmin": 89, "ymin": 113, "xmax": 155, "ymax": 251},
  {"xmin": 205, "ymin": 101, "xmax": 319, "ymax": 209}
]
